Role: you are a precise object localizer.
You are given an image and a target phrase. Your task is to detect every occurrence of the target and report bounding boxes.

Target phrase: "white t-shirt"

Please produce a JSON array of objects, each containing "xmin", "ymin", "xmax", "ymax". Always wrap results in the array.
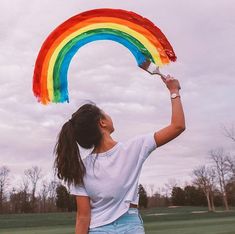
[{"xmin": 69, "ymin": 132, "xmax": 157, "ymax": 228}]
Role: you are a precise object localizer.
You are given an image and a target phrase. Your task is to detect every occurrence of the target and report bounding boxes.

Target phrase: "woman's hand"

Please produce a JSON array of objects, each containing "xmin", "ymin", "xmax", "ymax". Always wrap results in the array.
[{"xmin": 161, "ymin": 75, "xmax": 181, "ymax": 92}]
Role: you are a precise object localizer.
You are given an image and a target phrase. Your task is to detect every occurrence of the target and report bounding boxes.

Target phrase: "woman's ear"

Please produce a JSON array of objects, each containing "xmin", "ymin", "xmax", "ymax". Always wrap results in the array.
[{"xmin": 99, "ymin": 116, "xmax": 107, "ymax": 128}]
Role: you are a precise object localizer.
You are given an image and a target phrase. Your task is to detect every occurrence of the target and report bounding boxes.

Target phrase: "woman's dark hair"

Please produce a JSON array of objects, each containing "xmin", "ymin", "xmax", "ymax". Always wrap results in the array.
[{"xmin": 53, "ymin": 102, "xmax": 104, "ymax": 187}]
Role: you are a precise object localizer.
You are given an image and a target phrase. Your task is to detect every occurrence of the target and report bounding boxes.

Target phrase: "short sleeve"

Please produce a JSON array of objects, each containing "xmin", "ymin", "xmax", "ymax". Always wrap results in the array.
[
  {"xmin": 69, "ymin": 183, "xmax": 89, "ymax": 196},
  {"xmin": 127, "ymin": 132, "xmax": 158, "ymax": 163},
  {"xmin": 139, "ymin": 132, "xmax": 157, "ymax": 160}
]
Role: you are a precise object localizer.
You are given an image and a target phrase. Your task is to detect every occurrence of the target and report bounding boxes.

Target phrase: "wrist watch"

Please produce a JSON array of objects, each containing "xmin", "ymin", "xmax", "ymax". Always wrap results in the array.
[{"xmin": 171, "ymin": 93, "xmax": 180, "ymax": 99}]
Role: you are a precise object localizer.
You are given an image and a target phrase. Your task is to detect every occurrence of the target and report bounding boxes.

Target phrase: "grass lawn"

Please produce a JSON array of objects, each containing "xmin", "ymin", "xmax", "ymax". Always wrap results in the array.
[{"xmin": 0, "ymin": 207, "xmax": 234, "ymax": 234}]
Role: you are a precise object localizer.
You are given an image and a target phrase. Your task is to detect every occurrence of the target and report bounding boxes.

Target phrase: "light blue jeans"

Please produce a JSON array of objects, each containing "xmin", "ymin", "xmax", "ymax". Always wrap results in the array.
[{"xmin": 88, "ymin": 208, "xmax": 145, "ymax": 234}]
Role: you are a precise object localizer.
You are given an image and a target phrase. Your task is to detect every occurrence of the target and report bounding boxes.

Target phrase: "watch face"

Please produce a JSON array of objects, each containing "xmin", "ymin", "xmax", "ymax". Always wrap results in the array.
[{"xmin": 171, "ymin": 93, "xmax": 177, "ymax": 98}]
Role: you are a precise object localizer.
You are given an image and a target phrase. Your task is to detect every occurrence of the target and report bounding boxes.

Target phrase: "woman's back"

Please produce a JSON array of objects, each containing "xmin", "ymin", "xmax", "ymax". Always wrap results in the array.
[{"xmin": 69, "ymin": 132, "xmax": 157, "ymax": 228}]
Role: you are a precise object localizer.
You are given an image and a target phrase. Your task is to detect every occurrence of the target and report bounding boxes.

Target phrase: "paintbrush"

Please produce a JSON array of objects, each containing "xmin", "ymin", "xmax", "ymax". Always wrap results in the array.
[{"xmin": 139, "ymin": 59, "xmax": 167, "ymax": 80}]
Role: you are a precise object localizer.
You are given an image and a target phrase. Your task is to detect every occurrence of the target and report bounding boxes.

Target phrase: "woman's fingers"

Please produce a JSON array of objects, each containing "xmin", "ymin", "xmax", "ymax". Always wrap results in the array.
[
  {"xmin": 160, "ymin": 75, "xmax": 167, "ymax": 83},
  {"xmin": 162, "ymin": 75, "xmax": 181, "ymax": 91},
  {"xmin": 160, "ymin": 74, "xmax": 181, "ymax": 90},
  {"xmin": 166, "ymin": 75, "xmax": 174, "ymax": 81},
  {"xmin": 161, "ymin": 74, "xmax": 173, "ymax": 83}
]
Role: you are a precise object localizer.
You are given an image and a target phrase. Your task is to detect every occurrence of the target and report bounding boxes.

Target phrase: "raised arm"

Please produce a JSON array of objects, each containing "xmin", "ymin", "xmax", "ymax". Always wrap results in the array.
[{"xmin": 154, "ymin": 75, "xmax": 186, "ymax": 147}]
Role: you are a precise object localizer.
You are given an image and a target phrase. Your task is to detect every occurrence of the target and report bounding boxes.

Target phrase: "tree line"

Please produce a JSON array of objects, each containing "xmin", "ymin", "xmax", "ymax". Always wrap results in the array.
[
  {"xmin": 0, "ymin": 125, "xmax": 234, "ymax": 213},
  {"xmin": 139, "ymin": 125, "xmax": 235, "ymax": 211},
  {"xmin": 138, "ymin": 155, "xmax": 235, "ymax": 211}
]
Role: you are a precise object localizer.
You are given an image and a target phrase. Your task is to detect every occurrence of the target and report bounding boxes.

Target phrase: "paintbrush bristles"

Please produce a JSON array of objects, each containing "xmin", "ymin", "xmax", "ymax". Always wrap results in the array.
[{"xmin": 139, "ymin": 60, "xmax": 166, "ymax": 79}]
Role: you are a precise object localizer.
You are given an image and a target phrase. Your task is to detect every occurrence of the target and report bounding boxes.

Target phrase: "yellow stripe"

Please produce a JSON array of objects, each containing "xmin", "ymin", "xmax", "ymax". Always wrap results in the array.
[{"xmin": 47, "ymin": 23, "xmax": 163, "ymax": 99}]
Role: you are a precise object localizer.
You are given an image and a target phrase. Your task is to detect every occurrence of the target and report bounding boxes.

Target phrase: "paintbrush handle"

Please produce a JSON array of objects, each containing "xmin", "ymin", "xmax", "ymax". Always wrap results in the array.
[
  {"xmin": 158, "ymin": 73, "xmax": 167, "ymax": 80},
  {"xmin": 139, "ymin": 60, "xmax": 167, "ymax": 81},
  {"xmin": 153, "ymin": 70, "xmax": 167, "ymax": 80}
]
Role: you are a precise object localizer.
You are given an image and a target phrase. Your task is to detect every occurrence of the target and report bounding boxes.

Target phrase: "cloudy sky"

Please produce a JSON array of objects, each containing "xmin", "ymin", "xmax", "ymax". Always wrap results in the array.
[{"xmin": 1, "ymin": 0, "xmax": 235, "ymax": 195}]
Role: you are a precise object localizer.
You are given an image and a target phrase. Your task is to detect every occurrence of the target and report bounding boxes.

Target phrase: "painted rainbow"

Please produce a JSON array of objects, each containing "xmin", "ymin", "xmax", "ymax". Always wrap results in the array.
[{"xmin": 33, "ymin": 8, "xmax": 177, "ymax": 104}]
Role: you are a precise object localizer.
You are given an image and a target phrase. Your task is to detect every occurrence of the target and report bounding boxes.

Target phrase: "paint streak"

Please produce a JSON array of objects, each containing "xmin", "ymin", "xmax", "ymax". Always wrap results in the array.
[{"xmin": 33, "ymin": 8, "xmax": 177, "ymax": 104}]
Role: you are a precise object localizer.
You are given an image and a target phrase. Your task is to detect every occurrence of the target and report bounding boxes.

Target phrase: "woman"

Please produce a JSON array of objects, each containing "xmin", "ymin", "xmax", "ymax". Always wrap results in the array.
[{"xmin": 54, "ymin": 75, "xmax": 185, "ymax": 234}]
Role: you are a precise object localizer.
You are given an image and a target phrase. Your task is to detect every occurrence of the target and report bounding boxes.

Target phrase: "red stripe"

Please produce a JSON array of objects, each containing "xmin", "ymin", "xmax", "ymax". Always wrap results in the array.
[{"xmin": 33, "ymin": 9, "xmax": 176, "ymax": 101}]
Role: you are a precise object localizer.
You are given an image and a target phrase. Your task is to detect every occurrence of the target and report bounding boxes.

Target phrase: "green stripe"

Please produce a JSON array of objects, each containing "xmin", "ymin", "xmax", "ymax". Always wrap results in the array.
[{"xmin": 53, "ymin": 28, "xmax": 154, "ymax": 101}]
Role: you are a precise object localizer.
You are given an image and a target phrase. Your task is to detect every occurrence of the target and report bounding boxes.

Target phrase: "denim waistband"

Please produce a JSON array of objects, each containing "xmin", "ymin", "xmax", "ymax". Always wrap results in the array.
[
  {"xmin": 88, "ymin": 208, "xmax": 145, "ymax": 233},
  {"xmin": 107, "ymin": 207, "xmax": 143, "ymax": 225}
]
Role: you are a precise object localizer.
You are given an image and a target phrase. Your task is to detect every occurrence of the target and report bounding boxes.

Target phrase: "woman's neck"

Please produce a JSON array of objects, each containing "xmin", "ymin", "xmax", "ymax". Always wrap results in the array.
[{"xmin": 92, "ymin": 134, "xmax": 117, "ymax": 154}]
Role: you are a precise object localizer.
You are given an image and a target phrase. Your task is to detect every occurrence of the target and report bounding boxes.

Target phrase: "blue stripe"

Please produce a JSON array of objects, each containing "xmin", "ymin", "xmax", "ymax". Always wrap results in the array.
[{"xmin": 59, "ymin": 33, "xmax": 147, "ymax": 103}]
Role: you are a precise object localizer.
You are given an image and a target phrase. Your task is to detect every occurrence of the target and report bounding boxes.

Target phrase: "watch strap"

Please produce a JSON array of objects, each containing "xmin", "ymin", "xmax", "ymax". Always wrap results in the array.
[{"xmin": 171, "ymin": 93, "xmax": 181, "ymax": 99}]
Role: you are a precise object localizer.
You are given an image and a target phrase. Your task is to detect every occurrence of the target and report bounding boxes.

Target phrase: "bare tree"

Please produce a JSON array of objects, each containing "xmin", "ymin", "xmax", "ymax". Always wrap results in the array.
[
  {"xmin": 165, "ymin": 178, "xmax": 178, "ymax": 192},
  {"xmin": 39, "ymin": 180, "xmax": 49, "ymax": 212},
  {"xmin": 47, "ymin": 178, "xmax": 58, "ymax": 212},
  {"xmin": 17, "ymin": 175, "xmax": 31, "ymax": 213},
  {"xmin": 207, "ymin": 168, "xmax": 216, "ymax": 211},
  {"xmin": 24, "ymin": 166, "xmax": 42, "ymax": 212},
  {"xmin": 0, "ymin": 166, "xmax": 10, "ymax": 213},
  {"xmin": 222, "ymin": 124, "xmax": 235, "ymax": 143},
  {"xmin": 19, "ymin": 175, "xmax": 30, "ymax": 193},
  {"xmin": 209, "ymin": 148, "xmax": 231, "ymax": 210},
  {"xmin": 148, "ymin": 184, "xmax": 155, "ymax": 197},
  {"xmin": 226, "ymin": 155, "xmax": 235, "ymax": 180},
  {"xmin": 9, "ymin": 187, "xmax": 17, "ymax": 213},
  {"xmin": 193, "ymin": 165, "xmax": 215, "ymax": 212}
]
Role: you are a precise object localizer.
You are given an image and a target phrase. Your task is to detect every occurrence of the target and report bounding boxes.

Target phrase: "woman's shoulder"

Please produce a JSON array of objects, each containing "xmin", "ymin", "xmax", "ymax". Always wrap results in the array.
[
  {"xmin": 120, "ymin": 133, "xmax": 149, "ymax": 145},
  {"xmin": 120, "ymin": 132, "xmax": 157, "ymax": 152}
]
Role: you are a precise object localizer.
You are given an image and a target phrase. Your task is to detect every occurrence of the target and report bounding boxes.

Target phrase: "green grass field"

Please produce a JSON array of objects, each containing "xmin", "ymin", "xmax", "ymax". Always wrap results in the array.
[{"xmin": 0, "ymin": 207, "xmax": 235, "ymax": 234}]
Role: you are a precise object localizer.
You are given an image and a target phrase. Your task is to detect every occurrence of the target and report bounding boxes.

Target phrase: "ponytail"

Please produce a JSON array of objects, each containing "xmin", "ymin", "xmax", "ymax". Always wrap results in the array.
[
  {"xmin": 53, "ymin": 120, "xmax": 86, "ymax": 187},
  {"xmin": 53, "ymin": 103, "xmax": 104, "ymax": 187}
]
